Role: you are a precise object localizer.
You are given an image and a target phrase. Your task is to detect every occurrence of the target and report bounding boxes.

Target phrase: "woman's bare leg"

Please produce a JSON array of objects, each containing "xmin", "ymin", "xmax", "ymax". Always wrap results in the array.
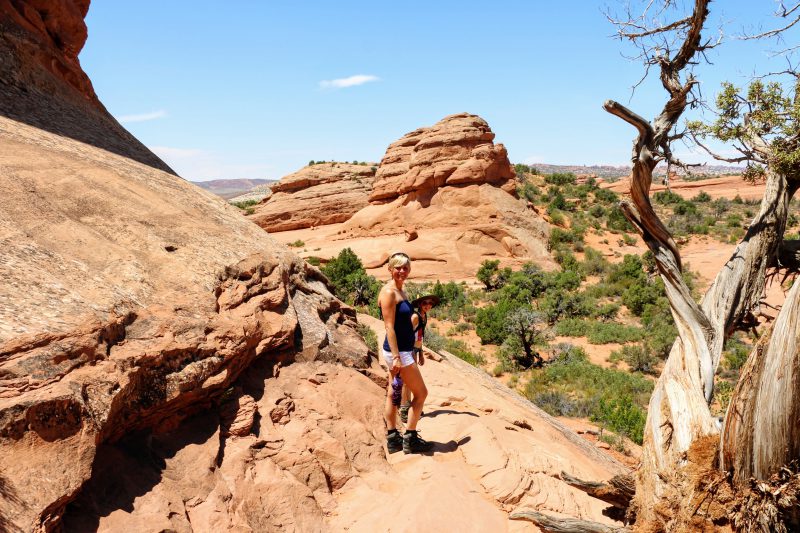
[
  {"xmin": 384, "ymin": 380, "xmax": 398, "ymax": 430},
  {"xmin": 399, "ymin": 364, "xmax": 427, "ymax": 431}
]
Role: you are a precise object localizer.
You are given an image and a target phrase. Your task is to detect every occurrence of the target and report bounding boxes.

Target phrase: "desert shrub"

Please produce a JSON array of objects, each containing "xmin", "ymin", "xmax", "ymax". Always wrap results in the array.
[
  {"xmin": 475, "ymin": 299, "xmax": 516, "ymax": 344},
  {"xmin": 447, "ymin": 322, "xmax": 473, "ymax": 335},
  {"xmin": 559, "ymin": 321, "xmax": 645, "ymax": 344},
  {"xmin": 711, "ymin": 198, "xmax": 731, "ymax": 217},
  {"xmin": 555, "ymin": 318, "xmax": 589, "ymax": 337},
  {"xmin": 594, "ymin": 188, "xmax": 619, "ymax": 204},
  {"xmin": 549, "ymin": 211, "xmax": 566, "ymax": 226},
  {"xmin": 693, "ymin": 191, "xmax": 712, "ymax": 202},
  {"xmin": 722, "ymin": 334, "xmax": 750, "ymax": 376},
  {"xmin": 532, "ymin": 390, "xmax": 590, "ymax": 417},
  {"xmin": 443, "ymin": 339, "xmax": 485, "ymax": 366},
  {"xmin": 581, "ymin": 247, "xmax": 609, "ymax": 276},
  {"xmin": 231, "ymin": 199, "xmax": 259, "ymax": 210},
  {"xmin": 430, "ymin": 280, "xmax": 470, "ymax": 321},
  {"xmin": 476, "ymin": 260, "xmax": 511, "ymax": 291},
  {"xmin": 653, "ymin": 190, "xmax": 684, "ymax": 205},
  {"xmin": 591, "ymin": 396, "xmax": 647, "ymax": 444},
  {"xmin": 288, "ymin": 239, "xmax": 305, "ymax": 248},
  {"xmin": 589, "ymin": 204, "xmax": 606, "ymax": 218},
  {"xmin": 673, "ymin": 201, "xmax": 697, "ymax": 215},
  {"xmin": 524, "ymin": 345, "xmax": 652, "ymax": 444},
  {"xmin": 733, "ymin": 194, "xmax": 744, "ymax": 204},
  {"xmin": 355, "ymin": 323, "xmax": 378, "ymax": 353},
  {"xmin": 322, "ymin": 248, "xmax": 381, "ymax": 307},
  {"xmin": 611, "ymin": 343, "xmax": 658, "ymax": 374},
  {"xmin": 592, "ymin": 303, "xmax": 620, "ymax": 321},
  {"xmin": 539, "ymin": 290, "xmax": 593, "ymax": 323},
  {"xmin": 545, "ymin": 172, "xmax": 577, "ymax": 186},
  {"xmin": 423, "ymin": 327, "xmax": 446, "ymax": 352},
  {"xmin": 606, "ymin": 205, "xmax": 634, "ymax": 232},
  {"xmin": 518, "ymin": 181, "xmax": 540, "ymax": 201},
  {"xmin": 306, "ymin": 256, "xmax": 322, "ymax": 266}
]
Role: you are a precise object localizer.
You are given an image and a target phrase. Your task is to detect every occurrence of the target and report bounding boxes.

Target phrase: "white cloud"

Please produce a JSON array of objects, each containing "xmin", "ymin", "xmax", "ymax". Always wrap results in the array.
[
  {"xmin": 319, "ymin": 74, "xmax": 380, "ymax": 89},
  {"xmin": 148, "ymin": 145, "xmax": 204, "ymax": 159},
  {"xmin": 118, "ymin": 110, "xmax": 167, "ymax": 123},
  {"xmin": 520, "ymin": 155, "xmax": 544, "ymax": 165}
]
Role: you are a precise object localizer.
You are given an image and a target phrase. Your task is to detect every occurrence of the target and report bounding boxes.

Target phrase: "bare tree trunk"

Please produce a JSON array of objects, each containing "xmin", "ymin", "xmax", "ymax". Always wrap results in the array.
[{"xmin": 722, "ymin": 271, "xmax": 800, "ymax": 483}]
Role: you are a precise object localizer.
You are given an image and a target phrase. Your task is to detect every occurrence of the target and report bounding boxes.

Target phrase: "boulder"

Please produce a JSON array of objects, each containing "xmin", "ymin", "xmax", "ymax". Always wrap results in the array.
[
  {"xmin": 250, "ymin": 163, "xmax": 376, "ymax": 232},
  {"xmin": 369, "ymin": 113, "xmax": 516, "ymax": 202}
]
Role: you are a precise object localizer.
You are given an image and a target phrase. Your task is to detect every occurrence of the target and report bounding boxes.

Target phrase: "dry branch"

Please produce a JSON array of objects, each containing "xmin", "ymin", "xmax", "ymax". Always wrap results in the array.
[{"xmin": 509, "ymin": 510, "xmax": 629, "ymax": 533}]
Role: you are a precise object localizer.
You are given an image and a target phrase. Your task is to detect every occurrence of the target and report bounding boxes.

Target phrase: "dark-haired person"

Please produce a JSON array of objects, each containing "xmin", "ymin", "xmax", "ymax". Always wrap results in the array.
[
  {"xmin": 399, "ymin": 294, "xmax": 440, "ymax": 424},
  {"xmin": 379, "ymin": 252, "xmax": 434, "ymax": 454}
]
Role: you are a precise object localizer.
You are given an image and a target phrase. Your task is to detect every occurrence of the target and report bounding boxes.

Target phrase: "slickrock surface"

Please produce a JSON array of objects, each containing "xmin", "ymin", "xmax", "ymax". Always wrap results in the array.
[
  {"xmin": 0, "ymin": 3, "xmax": 373, "ymax": 529},
  {"xmin": 60, "ymin": 315, "xmax": 629, "ymax": 532},
  {"xmin": 369, "ymin": 113, "xmax": 516, "ymax": 202},
  {"xmin": 0, "ymin": 0, "xmax": 172, "ymax": 171},
  {"xmin": 250, "ymin": 163, "xmax": 377, "ymax": 232}
]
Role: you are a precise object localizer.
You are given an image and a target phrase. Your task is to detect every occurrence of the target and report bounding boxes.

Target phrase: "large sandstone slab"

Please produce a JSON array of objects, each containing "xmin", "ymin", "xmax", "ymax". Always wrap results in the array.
[
  {"xmin": 250, "ymin": 163, "xmax": 376, "ymax": 232},
  {"xmin": 0, "ymin": 3, "xmax": 373, "ymax": 530}
]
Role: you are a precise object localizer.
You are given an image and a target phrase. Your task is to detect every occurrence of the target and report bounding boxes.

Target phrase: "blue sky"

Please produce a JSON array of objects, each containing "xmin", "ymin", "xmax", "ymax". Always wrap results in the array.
[{"xmin": 80, "ymin": 1, "xmax": 797, "ymax": 181}]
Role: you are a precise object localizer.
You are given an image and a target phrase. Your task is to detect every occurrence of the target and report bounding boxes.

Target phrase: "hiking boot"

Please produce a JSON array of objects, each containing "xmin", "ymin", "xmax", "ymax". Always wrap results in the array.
[
  {"xmin": 403, "ymin": 430, "xmax": 435, "ymax": 454},
  {"xmin": 387, "ymin": 431, "xmax": 403, "ymax": 454},
  {"xmin": 399, "ymin": 404, "xmax": 410, "ymax": 424}
]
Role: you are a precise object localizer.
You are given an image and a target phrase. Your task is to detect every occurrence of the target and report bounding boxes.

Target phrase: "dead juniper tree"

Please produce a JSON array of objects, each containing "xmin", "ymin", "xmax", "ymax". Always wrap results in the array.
[{"xmin": 510, "ymin": 1, "xmax": 800, "ymax": 531}]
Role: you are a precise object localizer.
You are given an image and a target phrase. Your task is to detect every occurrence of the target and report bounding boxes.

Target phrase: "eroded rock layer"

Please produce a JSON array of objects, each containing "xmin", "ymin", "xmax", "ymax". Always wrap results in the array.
[
  {"xmin": 250, "ymin": 163, "xmax": 376, "ymax": 232},
  {"xmin": 0, "ymin": 0, "xmax": 172, "ymax": 171},
  {"xmin": 369, "ymin": 112, "xmax": 516, "ymax": 202},
  {"xmin": 0, "ymin": 4, "xmax": 375, "ymax": 528}
]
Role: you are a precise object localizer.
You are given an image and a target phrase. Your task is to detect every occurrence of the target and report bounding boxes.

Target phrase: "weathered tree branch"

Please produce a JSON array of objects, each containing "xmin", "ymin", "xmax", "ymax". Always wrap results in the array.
[
  {"xmin": 509, "ymin": 510, "xmax": 629, "ymax": 533},
  {"xmin": 560, "ymin": 471, "xmax": 635, "ymax": 510}
]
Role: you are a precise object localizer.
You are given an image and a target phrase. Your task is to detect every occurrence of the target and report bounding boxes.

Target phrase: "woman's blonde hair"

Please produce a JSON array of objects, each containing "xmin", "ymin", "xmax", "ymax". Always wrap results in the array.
[{"xmin": 387, "ymin": 251, "xmax": 410, "ymax": 269}]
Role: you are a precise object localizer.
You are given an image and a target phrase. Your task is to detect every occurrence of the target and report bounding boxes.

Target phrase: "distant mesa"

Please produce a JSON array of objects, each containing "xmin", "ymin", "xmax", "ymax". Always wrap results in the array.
[
  {"xmin": 249, "ymin": 162, "xmax": 377, "ymax": 232},
  {"xmin": 193, "ymin": 178, "xmax": 276, "ymax": 200}
]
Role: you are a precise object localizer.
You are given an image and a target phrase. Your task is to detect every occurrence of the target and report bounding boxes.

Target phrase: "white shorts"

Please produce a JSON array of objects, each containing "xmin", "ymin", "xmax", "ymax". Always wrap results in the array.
[{"xmin": 382, "ymin": 349, "xmax": 416, "ymax": 368}]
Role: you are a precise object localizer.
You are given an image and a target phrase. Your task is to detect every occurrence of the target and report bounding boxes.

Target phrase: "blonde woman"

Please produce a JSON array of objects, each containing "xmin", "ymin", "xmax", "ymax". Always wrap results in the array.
[{"xmin": 379, "ymin": 252, "xmax": 434, "ymax": 454}]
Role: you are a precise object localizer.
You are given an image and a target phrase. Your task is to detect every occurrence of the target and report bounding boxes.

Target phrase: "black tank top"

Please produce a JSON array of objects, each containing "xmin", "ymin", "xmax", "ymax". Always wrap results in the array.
[{"xmin": 382, "ymin": 300, "xmax": 415, "ymax": 352}]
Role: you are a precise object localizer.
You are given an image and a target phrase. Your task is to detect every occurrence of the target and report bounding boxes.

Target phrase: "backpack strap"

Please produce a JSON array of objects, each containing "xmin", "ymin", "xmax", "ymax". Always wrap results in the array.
[{"xmin": 412, "ymin": 310, "xmax": 423, "ymax": 333}]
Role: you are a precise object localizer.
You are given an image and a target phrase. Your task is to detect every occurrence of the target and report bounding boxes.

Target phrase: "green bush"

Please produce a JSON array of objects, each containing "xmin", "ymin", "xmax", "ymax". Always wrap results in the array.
[
  {"xmin": 606, "ymin": 205, "xmax": 634, "ymax": 232},
  {"xmin": 524, "ymin": 345, "xmax": 652, "ymax": 444},
  {"xmin": 611, "ymin": 343, "xmax": 658, "ymax": 374},
  {"xmin": 476, "ymin": 260, "xmax": 511, "ymax": 291},
  {"xmin": 545, "ymin": 172, "xmax": 577, "ymax": 186},
  {"xmin": 231, "ymin": 199, "xmax": 260, "ymax": 210},
  {"xmin": 288, "ymin": 239, "xmax": 305, "ymax": 248},
  {"xmin": 322, "ymin": 248, "xmax": 381, "ymax": 307},
  {"xmin": 475, "ymin": 299, "xmax": 516, "ymax": 344},
  {"xmin": 653, "ymin": 190, "xmax": 684, "ymax": 205},
  {"xmin": 591, "ymin": 396, "xmax": 647, "ymax": 444},
  {"xmin": 594, "ymin": 188, "xmax": 618, "ymax": 204},
  {"xmin": 693, "ymin": 191, "xmax": 712, "ymax": 202},
  {"xmin": 443, "ymin": 338, "xmax": 485, "ymax": 366},
  {"xmin": 356, "ymin": 323, "xmax": 378, "ymax": 353}
]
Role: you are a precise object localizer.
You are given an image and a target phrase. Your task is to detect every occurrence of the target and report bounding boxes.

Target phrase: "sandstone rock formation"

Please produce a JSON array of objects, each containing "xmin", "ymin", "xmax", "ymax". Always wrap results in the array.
[
  {"xmin": 0, "ymin": 5, "xmax": 375, "ymax": 530},
  {"xmin": 269, "ymin": 114, "xmax": 553, "ymax": 278},
  {"xmin": 249, "ymin": 162, "xmax": 376, "ymax": 232},
  {"xmin": 56, "ymin": 316, "xmax": 631, "ymax": 532},
  {"xmin": 369, "ymin": 112, "xmax": 516, "ymax": 202},
  {"xmin": 0, "ymin": 0, "xmax": 172, "ymax": 171}
]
